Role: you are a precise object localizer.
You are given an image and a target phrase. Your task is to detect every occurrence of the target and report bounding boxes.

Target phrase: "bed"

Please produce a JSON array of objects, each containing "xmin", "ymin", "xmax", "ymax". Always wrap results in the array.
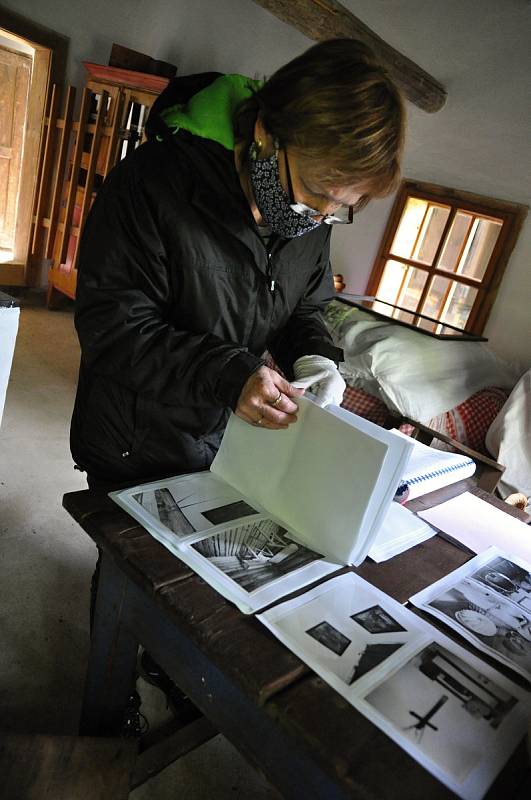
[{"xmin": 323, "ymin": 299, "xmax": 519, "ymax": 456}]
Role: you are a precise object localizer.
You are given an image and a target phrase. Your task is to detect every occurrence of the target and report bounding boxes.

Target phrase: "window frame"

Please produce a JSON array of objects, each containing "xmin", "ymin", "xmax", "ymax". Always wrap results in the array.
[{"xmin": 366, "ymin": 180, "xmax": 528, "ymax": 334}]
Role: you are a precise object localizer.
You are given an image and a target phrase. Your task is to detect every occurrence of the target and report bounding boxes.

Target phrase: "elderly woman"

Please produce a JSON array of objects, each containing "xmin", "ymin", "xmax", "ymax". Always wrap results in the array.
[
  {"xmin": 71, "ymin": 37, "xmax": 404, "ymax": 732},
  {"xmin": 70, "ymin": 38, "xmax": 404, "ymax": 490}
]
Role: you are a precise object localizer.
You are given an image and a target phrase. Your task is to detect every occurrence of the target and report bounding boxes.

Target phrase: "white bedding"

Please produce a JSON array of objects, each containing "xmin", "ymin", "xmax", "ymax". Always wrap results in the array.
[
  {"xmin": 486, "ymin": 369, "xmax": 531, "ymax": 501},
  {"xmin": 325, "ymin": 301, "xmax": 519, "ymax": 423}
]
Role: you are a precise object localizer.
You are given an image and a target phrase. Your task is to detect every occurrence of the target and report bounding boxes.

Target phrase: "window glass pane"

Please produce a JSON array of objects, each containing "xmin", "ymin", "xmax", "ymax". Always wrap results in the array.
[
  {"xmin": 422, "ymin": 275, "xmax": 451, "ymax": 319},
  {"xmin": 390, "ymin": 197, "xmax": 450, "ymax": 265},
  {"xmin": 437, "ymin": 211, "xmax": 473, "ymax": 272},
  {"xmin": 459, "ymin": 217, "xmax": 502, "ymax": 280},
  {"xmin": 398, "ymin": 267, "xmax": 428, "ymax": 311},
  {"xmin": 389, "ymin": 197, "xmax": 427, "ymax": 258},
  {"xmin": 422, "ymin": 276, "xmax": 477, "ymax": 329},
  {"xmin": 377, "ymin": 259, "xmax": 428, "ymax": 312},
  {"xmin": 442, "ymin": 282, "xmax": 478, "ymax": 329},
  {"xmin": 413, "ymin": 205, "xmax": 451, "ymax": 265}
]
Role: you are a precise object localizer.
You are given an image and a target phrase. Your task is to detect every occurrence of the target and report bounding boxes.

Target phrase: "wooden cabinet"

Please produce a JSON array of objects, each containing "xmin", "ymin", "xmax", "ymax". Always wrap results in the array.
[{"xmin": 35, "ymin": 63, "xmax": 169, "ymax": 306}]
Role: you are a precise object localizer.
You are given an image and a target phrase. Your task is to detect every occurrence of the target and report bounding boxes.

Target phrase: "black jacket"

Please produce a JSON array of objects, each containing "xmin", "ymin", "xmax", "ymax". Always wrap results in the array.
[{"xmin": 70, "ymin": 75, "xmax": 342, "ymax": 483}]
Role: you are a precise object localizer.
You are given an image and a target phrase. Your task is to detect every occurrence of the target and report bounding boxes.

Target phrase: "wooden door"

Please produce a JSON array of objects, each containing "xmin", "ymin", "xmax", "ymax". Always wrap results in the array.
[{"xmin": 0, "ymin": 47, "xmax": 31, "ymax": 259}]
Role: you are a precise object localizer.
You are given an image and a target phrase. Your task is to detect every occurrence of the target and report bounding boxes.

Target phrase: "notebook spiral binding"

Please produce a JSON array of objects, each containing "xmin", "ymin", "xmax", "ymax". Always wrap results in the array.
[
  {"xmin": 394, "ymin": 458, "xmax": 474, "ymax": 501},
  {"xmin": 406, "ymin": 459, "xmax": 475, "ymax": 486}
]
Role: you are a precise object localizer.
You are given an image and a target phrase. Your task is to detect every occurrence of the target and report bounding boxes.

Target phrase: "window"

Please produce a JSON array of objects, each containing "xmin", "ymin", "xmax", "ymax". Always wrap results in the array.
[{"xmin": 366, "ymin": 181, "xmax": 527, "ymax": 334}]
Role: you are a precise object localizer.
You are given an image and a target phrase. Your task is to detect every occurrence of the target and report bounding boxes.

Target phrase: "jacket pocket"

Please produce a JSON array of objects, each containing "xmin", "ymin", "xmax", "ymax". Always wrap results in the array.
[{"xmin": 81, "ymin": 375, "xmax": 138, "ymax": 459}]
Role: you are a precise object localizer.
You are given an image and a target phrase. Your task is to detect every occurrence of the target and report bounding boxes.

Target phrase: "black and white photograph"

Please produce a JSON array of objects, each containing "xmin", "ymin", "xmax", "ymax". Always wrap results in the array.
[
  {"xmin": 113, "ymin": 471, "xmax": 259, "ymax": 541},
  {"xmin": 426, "ymin": 578, "xmax": 531, "ymax": 677},
  {"xmin": 365, "ymin": 642, "xmax": 519, "ymax": 786},
  {"xmin": 410, "ymin": 549, "xmax": 531, "ymax": 681},
  {"xmin": 351, "ymin": 605, "xmax": 407, "ymax": 634},
  {"xmin": 304, "ymin": 617, "xmax": 404, "ymax": 684},
  {"xmin": 190, "ymin": 519, "xmax": 322, "ymax": 593},
  {"xmin": 259, "ymin": 572, "xmax": 421, "ymax": 689},
  {"xmin": 306, "ymin": 621, "xmax": 351, "ymax": 656},
  {"xmin": 471, "ymin": 556, "xmax": 531, "ymax": 612}
]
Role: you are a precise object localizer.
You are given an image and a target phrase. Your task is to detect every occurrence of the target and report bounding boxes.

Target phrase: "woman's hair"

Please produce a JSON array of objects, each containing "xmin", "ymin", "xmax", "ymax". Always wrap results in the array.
[{"xmin": 235, "ymin": 39, "xmax": 405, "ymax": 199}]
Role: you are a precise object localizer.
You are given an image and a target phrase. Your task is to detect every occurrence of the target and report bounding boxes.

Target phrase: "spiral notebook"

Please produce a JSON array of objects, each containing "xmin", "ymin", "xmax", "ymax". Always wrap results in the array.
[{"xmin": 391, "ymin": 429, "xmax": 476, "ymax": 501}]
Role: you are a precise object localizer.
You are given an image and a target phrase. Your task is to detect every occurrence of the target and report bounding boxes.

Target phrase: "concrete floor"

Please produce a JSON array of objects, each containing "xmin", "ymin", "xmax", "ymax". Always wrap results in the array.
[{"xmin": 0, "ymin": 291, "xmax": 276, "ymax": 798}]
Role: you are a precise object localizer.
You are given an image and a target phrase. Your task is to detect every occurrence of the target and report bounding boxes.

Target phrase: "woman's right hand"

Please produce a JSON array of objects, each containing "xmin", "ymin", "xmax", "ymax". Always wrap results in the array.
[{"xmin": 235, "ymin": 366, "xmax": 303, "ymax": 429}]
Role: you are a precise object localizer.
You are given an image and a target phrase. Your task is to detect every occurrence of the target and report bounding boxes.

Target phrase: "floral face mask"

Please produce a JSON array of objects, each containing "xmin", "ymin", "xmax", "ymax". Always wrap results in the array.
[{"xmin": 248, "ymin": 140, "xmax": 321, "ymax": 239}]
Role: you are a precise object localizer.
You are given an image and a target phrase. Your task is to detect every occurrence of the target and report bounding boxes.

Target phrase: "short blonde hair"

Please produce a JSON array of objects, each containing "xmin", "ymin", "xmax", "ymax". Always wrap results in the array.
[{"xmin": 236, "ymin": 39, "xmax": 405, "ymax": 199}]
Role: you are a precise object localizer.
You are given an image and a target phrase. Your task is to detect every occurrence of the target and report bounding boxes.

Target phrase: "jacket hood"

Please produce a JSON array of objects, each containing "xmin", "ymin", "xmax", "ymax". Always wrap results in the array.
[{"xmin": 146, "ymin": 72, "xmax": 263, "ymax": 150}]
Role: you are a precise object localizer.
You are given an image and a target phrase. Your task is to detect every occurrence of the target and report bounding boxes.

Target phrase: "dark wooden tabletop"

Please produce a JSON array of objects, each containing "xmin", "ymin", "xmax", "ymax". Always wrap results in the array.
[{"xmin": 63, "ymin": 483, "xmax": 531, "ymax": 800}]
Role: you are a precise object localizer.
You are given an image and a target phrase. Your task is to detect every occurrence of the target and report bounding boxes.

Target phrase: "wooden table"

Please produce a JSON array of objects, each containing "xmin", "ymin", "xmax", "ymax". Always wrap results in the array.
[{"xmin": 63, "ymin": 483, "xmax": 531, "ymax": 799}]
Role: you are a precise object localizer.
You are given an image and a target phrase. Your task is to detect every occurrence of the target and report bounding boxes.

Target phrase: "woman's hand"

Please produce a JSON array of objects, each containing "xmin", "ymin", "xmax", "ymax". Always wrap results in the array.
[
  {"xmin": 292, "ymin": 355, "xmax": 346, "ymax": 408},
  {"xmin": 235, "ymin": 366, "xmax": 304, "ymax": 429}
]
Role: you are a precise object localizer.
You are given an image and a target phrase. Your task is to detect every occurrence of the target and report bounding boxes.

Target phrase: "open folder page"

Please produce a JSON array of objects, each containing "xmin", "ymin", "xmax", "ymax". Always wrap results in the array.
[
  {"xmin": 111, "ymin": 398, "xmax": 413, "ymax": 612},
  {"xmin": 211, "ymin": 397, "xmax": 413, "ymax": 565}
]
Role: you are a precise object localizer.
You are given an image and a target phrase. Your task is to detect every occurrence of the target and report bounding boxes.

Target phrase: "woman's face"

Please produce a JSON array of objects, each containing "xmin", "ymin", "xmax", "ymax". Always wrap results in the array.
[
  {"xmin": 279, "ymin": 149, "xmax": 367, "ymax": 222},
  {"xmin": 251, "ymin": 117, "xmax": 367, "ymax": 223}
]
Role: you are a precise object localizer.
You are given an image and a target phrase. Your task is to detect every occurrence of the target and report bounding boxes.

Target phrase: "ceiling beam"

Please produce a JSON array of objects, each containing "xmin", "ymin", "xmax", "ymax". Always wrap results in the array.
[{"xmin": 251, "ymin": 0, "xmax": 447, "ymax": 113}]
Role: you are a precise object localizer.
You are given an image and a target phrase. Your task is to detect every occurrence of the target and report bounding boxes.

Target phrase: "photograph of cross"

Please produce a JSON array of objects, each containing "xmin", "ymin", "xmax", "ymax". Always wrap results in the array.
[{"xmin": 405, "ymin": 695, "xmax": 449, "ymax": 738}]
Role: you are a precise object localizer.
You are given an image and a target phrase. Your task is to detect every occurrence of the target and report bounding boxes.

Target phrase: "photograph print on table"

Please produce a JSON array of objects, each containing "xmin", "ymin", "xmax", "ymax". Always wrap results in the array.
[
  {"xmin": 112, "ymin": 470, "xmax": 261, "ymax": 542},
  {"xmin": 351, "ymin": 605, "xmax": 407, "ymax": 634},
  {"xmin": 410, "ymin": 547, "xmax": 531, "ymax": 680},
  {"xmin": 306, "ymin": 621, "xmax": 351, "ymax": 656},
  {"xmin": 359, "ymin": 637, "xmax": 531, "ymax": 800},
  {"xmin": 190, "ymin": 518, "xmax": 322, "ymax": 593},
  {"xmin": 258, "ymin": 572, "xmax": 424, "ymax": 692},
  {"xmin": 471, "ymin": 555, "xmax": 531, "ymax": 611}
]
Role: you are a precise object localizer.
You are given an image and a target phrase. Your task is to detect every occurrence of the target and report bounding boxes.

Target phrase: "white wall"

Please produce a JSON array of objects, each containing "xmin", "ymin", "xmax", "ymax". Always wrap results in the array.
[
  {"xmin": 333, "ymin": 1, "xmax": 531, "ymax": 369},
  {"xmin": 2, "ymin": 0, "xmax": 530, "ymax": 366}
]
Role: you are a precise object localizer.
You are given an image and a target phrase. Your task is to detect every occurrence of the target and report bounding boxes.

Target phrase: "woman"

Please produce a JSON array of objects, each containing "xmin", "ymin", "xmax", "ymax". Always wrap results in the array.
[
  {"xmin": 72, "ymin": 37, "xmax": 404, "ymax": 733},
  {"xmin": 70, "ymin": 38, "xmax": 404, "ymax": 490}
]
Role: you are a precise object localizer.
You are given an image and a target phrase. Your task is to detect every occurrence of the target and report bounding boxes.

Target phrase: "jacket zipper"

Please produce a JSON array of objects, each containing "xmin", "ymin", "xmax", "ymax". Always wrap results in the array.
[{"xmin": 267, "ymin": 251, "xmax": 275, "ymax": 293}]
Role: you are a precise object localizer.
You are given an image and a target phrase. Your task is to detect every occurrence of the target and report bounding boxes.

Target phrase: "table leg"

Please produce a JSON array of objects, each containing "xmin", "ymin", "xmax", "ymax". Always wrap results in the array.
[{"xmin": 79, "ymin": 551, "xmax": 139, "ymax": 735}]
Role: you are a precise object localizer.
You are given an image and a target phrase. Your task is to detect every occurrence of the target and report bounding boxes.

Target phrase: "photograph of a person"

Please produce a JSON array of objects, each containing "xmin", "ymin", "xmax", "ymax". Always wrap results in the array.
[
  {"xmin": 190, "ymin": 518, "xmax": 321, "ymax": 593},
  {"xmin": 365, "ymin": 642, "xmax": 518, "ymax": 785},
  {"xmin": 426, "ymin": 577, "xmax": 531, "ymax": 678},
  {"xmin": 351, "ymin": 605, "xmax": 407, "ymax": 634}
]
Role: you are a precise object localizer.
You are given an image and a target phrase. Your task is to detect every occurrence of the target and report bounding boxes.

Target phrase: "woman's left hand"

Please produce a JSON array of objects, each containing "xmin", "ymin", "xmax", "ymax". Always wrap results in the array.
[
  {"xmin": 235, "ymin": 366, "xmax": 303, "ymax": 429},
  {"xmin": 292, "ymin": 354, "xmax": 346, "ymax": 408}
]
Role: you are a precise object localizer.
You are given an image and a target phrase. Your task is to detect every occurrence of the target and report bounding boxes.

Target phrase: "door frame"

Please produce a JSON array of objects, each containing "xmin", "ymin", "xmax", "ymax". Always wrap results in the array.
[{"xmin": 0, "ymin": 6, "xmax": 68, "ymax": 286}]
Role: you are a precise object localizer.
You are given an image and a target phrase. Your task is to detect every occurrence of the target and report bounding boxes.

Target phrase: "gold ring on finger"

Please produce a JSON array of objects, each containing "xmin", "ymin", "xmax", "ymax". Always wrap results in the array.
[{"xmin": 270, "ymin": 391, "xmax": 282, "ymax": 408}]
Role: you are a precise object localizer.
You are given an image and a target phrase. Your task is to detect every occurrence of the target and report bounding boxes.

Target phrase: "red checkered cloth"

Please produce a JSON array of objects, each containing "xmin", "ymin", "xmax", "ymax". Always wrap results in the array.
[
  {"xmin": 425, "ymin": 387, "xmax": 508, "ymax": 454},
  {"xmin": 340, "ymin": 386, "xmax": 389, "ymax": 426},
  {"xmin": 341, "ymin": 385, "xmax": 508, "ymax": 454}
]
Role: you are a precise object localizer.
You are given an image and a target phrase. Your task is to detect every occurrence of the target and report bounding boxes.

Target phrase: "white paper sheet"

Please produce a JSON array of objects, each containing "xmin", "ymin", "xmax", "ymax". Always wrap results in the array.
[
  {"xmin": 111, "ymin": 472, "xmax": 340, "ymax": 614},
  {"xmin": 211, "ymin": 397, "xmax": 413, "ymax": 565},
  {"xmin": 259, "ymin": 571, "xmax": 531, "ymax": 800},
  {"xmin": 0, "ymin": 306, "xmax": 19, "ymax": 428},
  {"xmin": 417, "ymin": 492, "xmax": 531, "ymax": 563},
  {"xmin": 368, "ymin": 502, "xmax": 436, "ymax": 562}
]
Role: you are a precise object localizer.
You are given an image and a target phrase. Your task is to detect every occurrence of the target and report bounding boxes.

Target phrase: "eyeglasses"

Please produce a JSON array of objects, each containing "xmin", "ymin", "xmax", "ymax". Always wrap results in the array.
[{"xmin": 283, "ymin": 149, "xmax": 356, "ymax": 225}]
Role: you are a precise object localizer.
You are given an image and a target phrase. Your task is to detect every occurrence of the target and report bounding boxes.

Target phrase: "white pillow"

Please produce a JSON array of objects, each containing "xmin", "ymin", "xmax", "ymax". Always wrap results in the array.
[
  {"xmin": 326, "ymin": 302, "xmax": 519, "ymax": 422},
  {"xmin": 486, "ymin": 369, "xmax": 531, "ymax": 499}
]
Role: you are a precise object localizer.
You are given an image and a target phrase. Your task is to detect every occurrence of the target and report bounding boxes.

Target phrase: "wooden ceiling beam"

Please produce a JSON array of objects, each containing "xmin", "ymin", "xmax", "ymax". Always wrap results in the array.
[{"xmin": 251, "ymin": 0, "xmax": 447, "ymax": 113}]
